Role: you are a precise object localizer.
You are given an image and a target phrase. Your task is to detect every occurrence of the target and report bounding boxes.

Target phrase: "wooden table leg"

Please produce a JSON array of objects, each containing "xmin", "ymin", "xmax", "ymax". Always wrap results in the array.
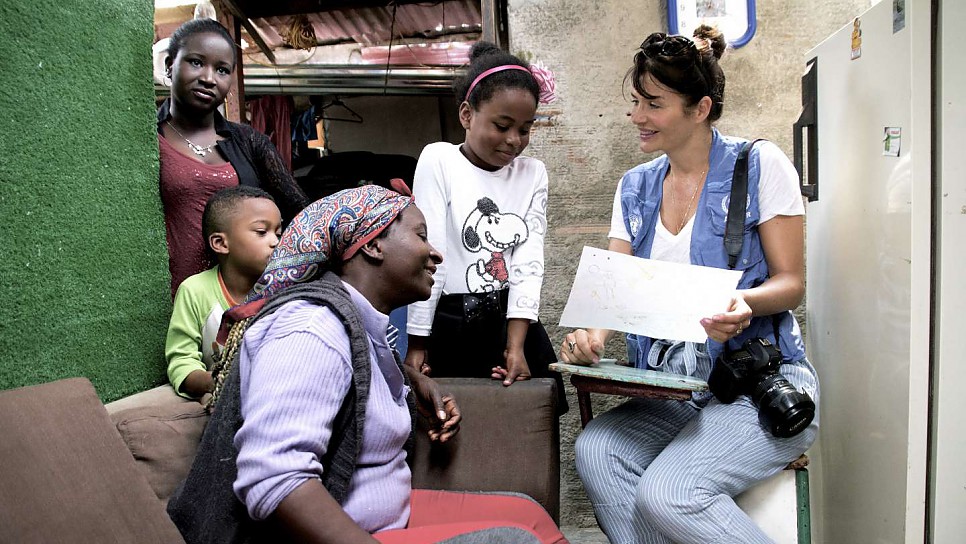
[{"xmin": 576, "ymin": 387, "xmax": 593, "ymax": 428}]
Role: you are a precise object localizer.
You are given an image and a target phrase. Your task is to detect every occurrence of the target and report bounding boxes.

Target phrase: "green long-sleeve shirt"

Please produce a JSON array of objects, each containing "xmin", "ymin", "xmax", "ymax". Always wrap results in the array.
[{"xmin": 165, "ymin": 266, "xmax": 235, "ymax": 398}]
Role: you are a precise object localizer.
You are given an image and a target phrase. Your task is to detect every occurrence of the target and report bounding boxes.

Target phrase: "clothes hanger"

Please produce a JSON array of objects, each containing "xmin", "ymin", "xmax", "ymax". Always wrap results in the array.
[{"xmin": 317, "ymin": 97, "xmax": 363, "ymax": 123}]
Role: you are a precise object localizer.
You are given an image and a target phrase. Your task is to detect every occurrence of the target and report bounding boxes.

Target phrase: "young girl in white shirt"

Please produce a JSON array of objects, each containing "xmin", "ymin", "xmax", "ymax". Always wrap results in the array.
[{"xmin": 404, "ymin": 42, "xmax": 565, "ymax": 411}]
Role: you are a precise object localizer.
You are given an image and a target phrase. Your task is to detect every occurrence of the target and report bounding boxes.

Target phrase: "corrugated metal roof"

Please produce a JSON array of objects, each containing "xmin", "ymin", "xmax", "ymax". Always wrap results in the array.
[
  {"xmin": 249, "ymin": 1, "xmax": 480, "ymax": 49},
  {"xmin": 156, "ymin": 1, "xmax": 479, "ymax": 63},
  {"xmin": 154, "ymin": 1, "xmax": 480, "ymax": 94}
]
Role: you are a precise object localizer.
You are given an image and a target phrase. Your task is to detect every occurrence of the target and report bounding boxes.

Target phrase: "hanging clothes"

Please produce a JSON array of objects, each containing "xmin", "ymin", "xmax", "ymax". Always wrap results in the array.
[{"xmin": 248, "ymin": 96, "xmax": 293, "ymax": 172}]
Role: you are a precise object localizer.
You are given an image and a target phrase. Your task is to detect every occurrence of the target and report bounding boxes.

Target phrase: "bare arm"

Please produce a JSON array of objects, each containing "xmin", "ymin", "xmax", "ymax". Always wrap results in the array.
[
  {"xmin": 403, "ymin": 334, "xmax": 431, "ymax": 375},
  {"xmin": 404, "ymin": 364, "xmax": 461, "ymax": 442},
  {"xmin": 179, "ymin": 369, "xmax": 213, "ymax": 398},
  {"xmin": 702, "ymin": 214, "xmax": 804, "ymax": 342},
  {"xmin": 495, "ymin": 318, "xmax": 533, "ymax": 384},
  {"xmin": 269, "ymin": 479, "xmax": 377, "ymax": 544},
  {"xmin": 742, "ymin": 214, "xmax": 805, "ymax": 315}
]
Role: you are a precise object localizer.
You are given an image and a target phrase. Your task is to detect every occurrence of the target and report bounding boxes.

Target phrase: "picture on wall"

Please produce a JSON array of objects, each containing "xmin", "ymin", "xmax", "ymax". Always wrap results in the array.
[{"xmin": 668, "ymin": 0, "xmax": 757, "ymax": 48}]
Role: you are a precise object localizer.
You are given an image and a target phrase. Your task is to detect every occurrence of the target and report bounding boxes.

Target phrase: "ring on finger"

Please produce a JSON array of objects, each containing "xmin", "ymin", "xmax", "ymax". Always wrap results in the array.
[{"xmin": 568, "ymin": 340, "xmax": 577, "ymax": 353}]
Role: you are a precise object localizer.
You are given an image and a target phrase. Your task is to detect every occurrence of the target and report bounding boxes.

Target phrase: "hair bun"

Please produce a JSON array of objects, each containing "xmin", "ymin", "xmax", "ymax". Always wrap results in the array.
[
  {"xmin": 469, "ymin": 41, "xmax": 502, "ymax": 61},
  {"xmin": 693, "ymin": 24, "xmax": 726, "ymax": 59}
]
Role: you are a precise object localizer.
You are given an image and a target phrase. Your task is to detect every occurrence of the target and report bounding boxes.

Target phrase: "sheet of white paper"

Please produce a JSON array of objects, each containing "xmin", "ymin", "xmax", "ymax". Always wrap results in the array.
[{"xmin": 559, "ymin": 247, "xmax": 743, "ymax": 343}]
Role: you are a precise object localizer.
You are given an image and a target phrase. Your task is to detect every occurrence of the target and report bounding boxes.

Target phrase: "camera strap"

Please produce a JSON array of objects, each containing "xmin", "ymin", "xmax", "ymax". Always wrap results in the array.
[
  {"xmin": 723, "ymin": 139, "xmax": 783, "ymax": 349},
  {"xmin": 724, "ymin": 138, "xmax": 765, "ymax": 270}
]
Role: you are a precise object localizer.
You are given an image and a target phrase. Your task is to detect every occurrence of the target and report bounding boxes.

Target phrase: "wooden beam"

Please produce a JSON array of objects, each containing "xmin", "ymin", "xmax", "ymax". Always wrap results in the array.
[
  {"xmin": 218, "ymin": 0, "xmax": 277, "ymax": 64},
  {"xmin": 214, "ymin": 2, "xmax": 245, "ymax": 123},
  {"xmin": 481, "ymin": 0, "xmax": 508, "ymax": 50}
]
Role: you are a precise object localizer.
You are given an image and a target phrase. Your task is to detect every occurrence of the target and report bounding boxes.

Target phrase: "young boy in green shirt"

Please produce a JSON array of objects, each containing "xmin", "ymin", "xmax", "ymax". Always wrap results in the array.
[{"xmin": 165, "ymin": 186, "xmax": 283, "ymax": 399}]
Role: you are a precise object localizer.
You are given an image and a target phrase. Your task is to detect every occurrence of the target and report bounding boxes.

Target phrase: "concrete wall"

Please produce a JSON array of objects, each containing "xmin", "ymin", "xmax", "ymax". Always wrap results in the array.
[{"xmin": 508, "ymin": 0, "xmax": 873, "ymax": 527}]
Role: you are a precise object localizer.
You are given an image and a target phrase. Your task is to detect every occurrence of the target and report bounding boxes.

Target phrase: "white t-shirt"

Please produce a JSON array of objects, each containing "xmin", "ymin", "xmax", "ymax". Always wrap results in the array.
[
  {"xmin": 609, "ymin": 140, "xmax": 805, "ymax": 263},
  {"xmin": 406, "ymin": 142, "xmax": 549, "ymax": 336}
]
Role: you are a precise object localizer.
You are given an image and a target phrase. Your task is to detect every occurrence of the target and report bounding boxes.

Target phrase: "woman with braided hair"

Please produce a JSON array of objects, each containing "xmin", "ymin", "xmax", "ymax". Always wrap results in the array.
[{"xmin": 166, "ymin": 182, "xmax": 566, "ymax": 544}]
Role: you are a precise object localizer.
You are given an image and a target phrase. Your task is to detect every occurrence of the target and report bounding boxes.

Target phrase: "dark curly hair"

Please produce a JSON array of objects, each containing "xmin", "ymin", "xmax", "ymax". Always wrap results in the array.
[
  {"xmin": 626, "ymin": 25, "xmax": 727, "ymax": 122},
  {"xmin": 454, "ymin": 41, "xmax": 540, "ymax": 109}
]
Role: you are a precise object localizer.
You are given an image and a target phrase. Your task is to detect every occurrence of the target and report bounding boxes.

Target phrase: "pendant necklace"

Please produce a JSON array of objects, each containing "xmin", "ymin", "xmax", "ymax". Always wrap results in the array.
[
  {"xmin": 668, "ymin": 168, "xmax": 706, "ymax": 234},
  {"xmin": 166, "ymin": 121, "xmax": 216, "ymax": 157}
]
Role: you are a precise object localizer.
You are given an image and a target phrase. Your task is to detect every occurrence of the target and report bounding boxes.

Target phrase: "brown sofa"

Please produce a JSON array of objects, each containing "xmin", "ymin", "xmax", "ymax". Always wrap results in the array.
[{"xmin": 0, "ymin": 376, "xmax": 560, "ymax": 543}]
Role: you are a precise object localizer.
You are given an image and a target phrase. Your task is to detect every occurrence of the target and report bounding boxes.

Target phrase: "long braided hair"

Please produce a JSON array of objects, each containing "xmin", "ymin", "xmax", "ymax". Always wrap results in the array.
[{"xmin": 207, "ymin": 317, "xmax": 251, "ymax": 410}]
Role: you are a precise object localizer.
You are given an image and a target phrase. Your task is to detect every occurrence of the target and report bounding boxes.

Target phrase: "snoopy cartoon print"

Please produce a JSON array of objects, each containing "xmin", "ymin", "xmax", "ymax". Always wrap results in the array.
[{"xmin": 462, "ymin": 197, "xmax": 529, "ymax": 293}]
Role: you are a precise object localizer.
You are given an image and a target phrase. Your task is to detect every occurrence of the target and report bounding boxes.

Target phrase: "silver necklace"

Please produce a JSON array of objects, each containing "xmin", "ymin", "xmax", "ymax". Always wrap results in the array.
[
  {"xmin": 166, "ymin": 121, "xmax": 216, "ymax": 157},
  {"xmin": 668, "ymin": 168, "xmax": 706, "ymax": 233}
]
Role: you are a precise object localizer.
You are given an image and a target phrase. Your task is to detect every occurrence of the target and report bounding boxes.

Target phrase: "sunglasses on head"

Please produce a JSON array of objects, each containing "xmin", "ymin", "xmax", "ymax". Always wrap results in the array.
[{"xmin": 640, "ymin": 33, "xmax": 698, "ymax": 59}]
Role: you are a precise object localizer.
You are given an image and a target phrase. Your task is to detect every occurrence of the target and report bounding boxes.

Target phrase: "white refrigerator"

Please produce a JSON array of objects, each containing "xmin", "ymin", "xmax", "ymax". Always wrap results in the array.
[{"xmin": 797, "ymin": 0, "xmax": 965, "ymax": 542}]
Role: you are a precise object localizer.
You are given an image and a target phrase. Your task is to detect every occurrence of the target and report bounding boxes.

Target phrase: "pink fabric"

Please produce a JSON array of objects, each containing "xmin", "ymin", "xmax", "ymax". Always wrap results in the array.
[
  {"xmin": 158, "ymin": 134, "xmax": 238, "ymax": 297},
  {"xmin": 248, "ymin": 96, "xmax": 293, "ymax": 172},
  {"xmin": 373, "ymin": 489, "xmax": 567, "ymax": 544},
  {"xmin": 360, "ymin": 42, "xmax": 471, "ymax": 65},
  {"xmin": 528, "ymin": 62, "xmax": 557, "ymax": 104}
]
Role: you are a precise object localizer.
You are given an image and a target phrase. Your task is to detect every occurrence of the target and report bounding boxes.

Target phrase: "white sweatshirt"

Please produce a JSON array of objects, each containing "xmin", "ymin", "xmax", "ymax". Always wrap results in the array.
[{"xmin": 406, "ymin": 142, "xmax": 549, "ymax": 336}]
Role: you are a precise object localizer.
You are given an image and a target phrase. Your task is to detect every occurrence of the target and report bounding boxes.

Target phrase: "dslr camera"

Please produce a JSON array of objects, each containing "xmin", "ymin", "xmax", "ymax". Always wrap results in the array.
[{"xmin": 708, "ymin": 337, "xmax": 815, "ymax": 438}]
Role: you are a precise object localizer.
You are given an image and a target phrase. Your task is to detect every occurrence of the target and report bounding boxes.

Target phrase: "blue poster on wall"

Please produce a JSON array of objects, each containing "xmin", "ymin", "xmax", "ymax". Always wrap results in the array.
[{"xmin": 668, "ymin": 0, "xmax": 757, "ymax": 48}]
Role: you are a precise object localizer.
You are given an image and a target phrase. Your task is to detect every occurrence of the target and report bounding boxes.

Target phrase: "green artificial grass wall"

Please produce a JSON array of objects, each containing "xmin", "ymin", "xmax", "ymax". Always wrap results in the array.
[{"xmin": 0, "ymin": 1, "xmax": 170, "ymax": 402}]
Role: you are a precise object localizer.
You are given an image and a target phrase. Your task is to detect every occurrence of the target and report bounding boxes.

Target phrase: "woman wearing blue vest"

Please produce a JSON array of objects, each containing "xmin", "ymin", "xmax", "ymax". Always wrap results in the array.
[{"xmin": 558, "ymin": 25, "xmax": 819, "ymax": 544}]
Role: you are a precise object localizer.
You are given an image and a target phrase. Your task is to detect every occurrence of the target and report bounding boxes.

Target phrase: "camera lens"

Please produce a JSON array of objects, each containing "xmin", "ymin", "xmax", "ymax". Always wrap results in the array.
[{"xmin": 752, "ymin": 373, "xmax": 815, "ymax": 438}]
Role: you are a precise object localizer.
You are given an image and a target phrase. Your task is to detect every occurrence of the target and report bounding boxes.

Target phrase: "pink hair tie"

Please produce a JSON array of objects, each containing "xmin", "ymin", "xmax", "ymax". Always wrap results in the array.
[{"xmin": 464, "ymin": 63, "xmax": 557, "ymax": 104}]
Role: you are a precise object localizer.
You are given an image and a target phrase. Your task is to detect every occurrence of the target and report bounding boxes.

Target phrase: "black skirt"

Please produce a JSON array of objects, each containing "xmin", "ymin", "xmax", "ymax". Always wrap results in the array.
[{"xmin": 428, "ymin": 290, "xmax": 568, "ymax": 414}]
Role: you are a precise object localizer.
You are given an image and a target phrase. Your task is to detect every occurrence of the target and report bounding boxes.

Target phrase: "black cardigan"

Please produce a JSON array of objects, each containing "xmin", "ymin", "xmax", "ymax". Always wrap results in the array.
[{"xmin": 157, "ymin": 100, "xmax": 309, "ymax": 221}]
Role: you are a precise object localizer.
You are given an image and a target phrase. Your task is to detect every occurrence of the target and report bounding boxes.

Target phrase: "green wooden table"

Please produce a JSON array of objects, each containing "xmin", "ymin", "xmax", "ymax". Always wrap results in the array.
[{"xmin": 549, "ymin": 360, "xmax": 709, "ymax": 428}]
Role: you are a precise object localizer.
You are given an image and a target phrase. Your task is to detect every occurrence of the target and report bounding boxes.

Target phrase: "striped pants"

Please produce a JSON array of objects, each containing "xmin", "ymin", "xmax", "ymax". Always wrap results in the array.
[{"xmin": 575, "ymin": 360, "xmax": 819, "ymax": 544}]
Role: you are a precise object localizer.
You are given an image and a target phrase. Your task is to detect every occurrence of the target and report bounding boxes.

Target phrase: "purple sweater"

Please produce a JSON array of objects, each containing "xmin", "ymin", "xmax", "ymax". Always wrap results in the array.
[{"xmin": 233, "ymin": 282, "xmax": 412, "ymax": 532}]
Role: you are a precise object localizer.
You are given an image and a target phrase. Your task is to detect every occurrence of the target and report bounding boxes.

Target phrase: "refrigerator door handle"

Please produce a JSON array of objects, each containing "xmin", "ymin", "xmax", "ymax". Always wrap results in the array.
[{"xmin": 795, "ymin": 58, "xmax": 819, "ymax": 201}]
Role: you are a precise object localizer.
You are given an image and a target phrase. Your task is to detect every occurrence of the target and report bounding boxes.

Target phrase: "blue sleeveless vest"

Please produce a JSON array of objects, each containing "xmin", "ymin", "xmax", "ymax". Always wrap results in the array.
[{"xmin": 619, "ymin": 129, "xmax": 806, "ymax": 369}]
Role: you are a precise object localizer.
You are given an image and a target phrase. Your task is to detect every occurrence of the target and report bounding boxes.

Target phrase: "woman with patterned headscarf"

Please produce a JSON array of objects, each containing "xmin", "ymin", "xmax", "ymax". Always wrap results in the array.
[{"xmin": 167, "ymin": 182, "xmax": 566, "ymax": 544}]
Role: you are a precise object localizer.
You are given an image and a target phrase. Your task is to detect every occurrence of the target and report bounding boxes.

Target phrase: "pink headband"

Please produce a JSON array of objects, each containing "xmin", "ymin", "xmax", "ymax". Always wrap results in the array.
[{"xmin": 463, "ymin": 63, "xmax": 557, "ymax": 104}]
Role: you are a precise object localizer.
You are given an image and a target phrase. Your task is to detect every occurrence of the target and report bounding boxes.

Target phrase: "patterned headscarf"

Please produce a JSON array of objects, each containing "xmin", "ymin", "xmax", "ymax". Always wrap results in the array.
[
  {"xmin": 206, "ymin": 181, "xmax": 412, "ymax": 409},
  {"xmin": 253, "ymin": 183, "xmax": 411, "ymax": 301},
  {"xmin": 218, "ymin": 181, "xmax": 412, "ymax": 336}
]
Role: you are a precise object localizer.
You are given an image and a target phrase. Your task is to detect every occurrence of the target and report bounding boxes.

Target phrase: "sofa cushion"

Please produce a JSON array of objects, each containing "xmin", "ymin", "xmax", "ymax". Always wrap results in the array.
[
  {"xmin": 104, "ymin": 383, "xmax": 194, "ymax": 415},
  {"xmin": 0, "ymin": 378, "xmax": 185, "ymax": 543},
  {"xmin": 111, "ymin": 397, "xmax": 209, "ymax": 504},
  {"xmin": 410, "ymin": 378, "xmax": 560, "ymax": 522}
]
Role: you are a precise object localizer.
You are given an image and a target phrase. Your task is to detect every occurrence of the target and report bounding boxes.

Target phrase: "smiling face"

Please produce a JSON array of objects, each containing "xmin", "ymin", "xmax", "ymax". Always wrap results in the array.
[
  {"xmin": 459, "ymin": 87, "xmax": 538, "ymax": 171},
  {"xmin": 167, "ymin": 31, "xmax": 235, "ymax": 114},
  {"xmin": 378, "ymin": 206, "xmax": 443, "ymax": 304},
  {"xmin": 629, "ymin": 73, "xmax": 709, "ymax": 155}
]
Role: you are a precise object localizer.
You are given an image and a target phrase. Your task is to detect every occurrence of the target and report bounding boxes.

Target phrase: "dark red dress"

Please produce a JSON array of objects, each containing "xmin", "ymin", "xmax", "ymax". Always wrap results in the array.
[{"xmin": 158, "ymin": 134, "xmax": 238, "ymax": 297}]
